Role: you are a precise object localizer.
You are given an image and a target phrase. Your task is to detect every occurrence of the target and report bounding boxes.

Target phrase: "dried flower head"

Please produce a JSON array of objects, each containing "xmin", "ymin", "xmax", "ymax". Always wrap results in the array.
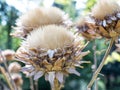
[
  {"xmin": 15, "ymin": 25, "xmax": 89, "ymax": 88},
  {"xmin": 76, "ymin": 17, "xmax": 101, "ymax": 40},
  {"xmin": 91, "ymin": 0, "xmax": 120, "ymax": 39},
  {"xmin": 11, "ymin": 74, "xmax": 23, "ymax": 87},
  {"xmin": 92, "ymin": 0, "xmax": 120, "ymax": 19},
  {"xmin": 11, "ymin": 7, "xmax": 71, "ymax": 38},
  {"xmin": 8, "ymin": 62, "xmax": 21, "ymax": 73},
  {"xmin": 1, "ymin": 50, "xmax": 15, "ymax": 61}
]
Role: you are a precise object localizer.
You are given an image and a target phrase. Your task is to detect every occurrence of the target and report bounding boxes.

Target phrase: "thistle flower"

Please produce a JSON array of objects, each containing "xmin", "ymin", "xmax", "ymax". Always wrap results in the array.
[
  {"xmin": 15, "ymin": 25, "xmax": 89, "ymax": 89},
  {"xmin": 11, "ymin": 7, "xmax": 71, "ymax": 38},
  {"xmin": 11, "ymin": 73, "xmax": 23, "ymax": 90},
  {"xmin": 76, "ymin": 17, "xmax": 101, "ymax": 40},
  {"xmin": 8, "ymin": 62, "xmax": 21, "ymax": 73},
  {"xmin": 1, "ymin": 50, "xmax": 15, "ymax": 61},
  {"xmin": 91, "ymin": 0, "xmax": 120, "ymax": 39}
]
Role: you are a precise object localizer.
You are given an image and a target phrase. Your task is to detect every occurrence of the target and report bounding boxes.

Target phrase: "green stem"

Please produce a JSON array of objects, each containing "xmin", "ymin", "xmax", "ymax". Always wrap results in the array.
[
  {"xmin": 93, "ymin": 40, "xmax": 98, "ymax": 90},
  {"xmin": 87, "ymin": 38, "xmax": 115, "ymax": 89}
]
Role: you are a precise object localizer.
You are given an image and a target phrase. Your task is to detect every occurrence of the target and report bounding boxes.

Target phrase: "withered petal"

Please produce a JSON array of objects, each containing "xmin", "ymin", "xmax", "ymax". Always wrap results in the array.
[
  {"xmin": 34, "ymin": 71, "xmax": 44, "ymax": 80},
  {"xmin": 28, "ymin": 70, "xmax": 36, "ymax": 77},
  {"xmin": 56, "ymin": 72, "xmax": 64, "ymax": 84},
  {"xmin": 66, "ymin": 68, "xmax": 80, "ymax": 76},
  {"xmin": 109, "ymin": 30, "xmax": 119, "ymax": 37},
  {"xmin": 21, "ymin": 65, "xmax": 34, "ymax": 72},
  {"xmin": 48, "ymin": 72, "xmax": 55, "ymax": 88},
  {"xmin": 116, "ymin": 20, "xmax": 120, "ymax": 29},
  {"xmin": 99, "ymin": 26, "xmax": 110, "ymax": 37}
]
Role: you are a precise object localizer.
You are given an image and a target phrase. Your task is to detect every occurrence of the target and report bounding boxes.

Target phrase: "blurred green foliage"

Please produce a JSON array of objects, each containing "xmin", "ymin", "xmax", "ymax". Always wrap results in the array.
[{"xmin": 0, "ymin": 0, "xmax": 20, "ymax": 50}]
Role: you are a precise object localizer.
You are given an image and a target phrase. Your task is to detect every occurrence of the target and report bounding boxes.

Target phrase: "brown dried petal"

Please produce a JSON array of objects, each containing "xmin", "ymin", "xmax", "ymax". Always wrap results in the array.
[
  {"xmin": 116, "ymin": 20, "xmax": 120, "ymax": 29},
  {"xmin": 109, "ymin": 30, "xmax": 119, "ymax": 37},
  {"xmin": 42, "ymin": 60, "xmax": 53, "ymax": 71},
  {"xmin": 34, "ymin": 71, "xmax": 44, "ymax": 80},
  {"xmin": 52, "ymin": 58, "xmax": 65, "ymax": 71},
  {"xmin": 116, "ymin": 13, "xmax": 120, "ymax": 18},
  {"xmin": 99, "ymin": 26, "xmax": 110, "ymax": 37}
]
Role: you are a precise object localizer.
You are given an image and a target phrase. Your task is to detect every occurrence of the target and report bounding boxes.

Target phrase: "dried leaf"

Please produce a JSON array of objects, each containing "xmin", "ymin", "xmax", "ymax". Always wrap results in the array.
[
  {"xmin": 42, "ymin": 60, "xmax": 52, "ymax": 70},
  {"xmin": 109, "ymin": 30, "xmax": 118, "ymax": 37},
  {"xmin": 48, "ymin": 72, "xmax": 55, "ymax": 88},
  {"xmin": 66, "ymin": 68, "xmax": 80, "ymax": 76},
  {"xmin": 56, "ymin": 72, "xmax": 64, "ymax": 83},
  {"xmin": 116, "ymin": 20, "xmax": 120, "ymax": 29},
  {"xmin": 34, "ymin": 71, "xmax": 44, "ymax": 80},
  {"xmin": 52, "ymin": 58, "xmax": 65, "ymax": 70},
  {"xmin": 21, "ymin": 65, "xmax": 34, "ymax": 72},
  {"xmin": 99, "ymin": 26, "xmax": 110, "ymax": 37},
  {"xmin": 87, "ymin": 29, "xmax": 96, "ymax": 34},
  {"xmin": 28, "ymin": 71, "xmax": 36, "ymax": 77},
  {"xmin": 82, "ymin": 32, "xmax": 94, "ymax": 40}
]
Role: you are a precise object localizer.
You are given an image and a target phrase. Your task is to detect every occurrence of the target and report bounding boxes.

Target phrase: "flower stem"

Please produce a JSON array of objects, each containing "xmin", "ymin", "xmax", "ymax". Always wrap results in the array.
[
  {"xmin": 87, "ymin": 38, "xmax": 115, "ymax": 89},
  {"xmin": 35, "ymin": 80, "xmax": 38, "ymax": 90},
  {"xmin": 0, "ymin": 50, "xmax": 17, "ymax": 90},
  {"xmin": 52, "ymin": 78, "xmax": 61, "ymax": 90},
  {"xmin": 93, "ymin": 40, "xmax": 98, "ymax": 90},
  {"xmin": 29, "ymin": 77, "xmax": 34, "ymax": 90},
  {"xmin": 0, "ymin": 66, "xmax": 14, "ymax": 90}
]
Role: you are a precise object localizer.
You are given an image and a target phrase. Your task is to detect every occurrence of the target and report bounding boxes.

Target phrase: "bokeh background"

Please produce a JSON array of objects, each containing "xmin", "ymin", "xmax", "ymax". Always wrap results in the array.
[{"xmin": 0, "ymin": 0, "xmax": 120, "ymax": 90}]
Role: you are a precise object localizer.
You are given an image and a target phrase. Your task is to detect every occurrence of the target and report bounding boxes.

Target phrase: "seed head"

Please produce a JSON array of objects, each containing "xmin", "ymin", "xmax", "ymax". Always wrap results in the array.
[
  {"xmin": 15, "ymin": 25, "xmax": 89, "ymax": 88},
  {"xmin": 90, "ymin": 0, "xmax": 120, "ymax": 39},
  {"xmin": 11, "ymin": 7, "xmax": 70, "ymax": 38},
  {"xmin": 8, "ymin": 62, "xmax": 21, "ymax": 73}
]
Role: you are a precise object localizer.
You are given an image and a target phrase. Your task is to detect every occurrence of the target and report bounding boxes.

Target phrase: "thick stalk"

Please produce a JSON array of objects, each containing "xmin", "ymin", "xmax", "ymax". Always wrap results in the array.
[
  {"xmin": 52, "ymin": 78, "xmax": 60, "ymax": 90},
  {"xmin": 87, "ymin": 38, "xmax": 115, "ymax": 89}
]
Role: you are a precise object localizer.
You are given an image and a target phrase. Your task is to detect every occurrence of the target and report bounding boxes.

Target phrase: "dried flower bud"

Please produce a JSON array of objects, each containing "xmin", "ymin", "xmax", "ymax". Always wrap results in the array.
[
  {"xmin": 8, "ymin": 62, "xmax": 21, "ymax": 73},
  {"xmin": 11, "ymin": 7, "xmax": 71, "ymax": 38},
  {"xmin": 91, "ymin": 0, "xmax": 120, "ymax": 39},
  {"xmin": 91, "ymin": 0, "xmax": 120, "ymax": 19},
  {"xmin": 76, "ymin": 17, "xmax": 101, "ymax": 40},
  {"xmin": 1, "ymin": 50, "xmax": 15, "ymax": 61},
  {"xmin": 15, "ymin": 25, "xmax": 89, "ymax": 88},
  {"xmin": 11, "ymin": 74, "xmax": 23, "ymax": 88}
]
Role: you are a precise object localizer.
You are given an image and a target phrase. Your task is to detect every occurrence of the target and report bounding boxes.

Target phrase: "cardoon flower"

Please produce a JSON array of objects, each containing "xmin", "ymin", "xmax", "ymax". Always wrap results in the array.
[
  {"xmin": 86, "ymin": 0, "xmax": 120, "ymax": 88},
  {"xmin": 15, "ymin": 25, "xmax": 89, "ymax": 90},
  {"xmin": 0, "ymin": 50, "xmax": 15, "ymax": 62},
  {"xmin": 91, "ymin": 0, "xmax": 120, "ymax": 39},
  {"xmin": 76, "ymin": 17, "xmax": 101, "ymax": 40},
  {"xmin": 11, "ymin": 73, "xmax": 23, "ymax": 90},
  {"xmin": 11, "ymin": 7, "xmax": 71, "ymax": 38},
  {"xmin": 8, "ymin": 62, "xmax": 21, "ymax": 73}
]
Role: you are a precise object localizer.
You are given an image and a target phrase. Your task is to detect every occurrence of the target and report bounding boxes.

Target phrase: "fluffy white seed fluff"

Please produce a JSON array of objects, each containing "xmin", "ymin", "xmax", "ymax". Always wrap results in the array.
[
  {"xmin": 16, "ymin": 7, "xmax": 64, "ymax": 28},
  {"xmin": 23, "ymin": 25, "xmax": 74, "ymax": 49},
  {"xmin": 91, "ymin": 0, "xmax": 120, "ymax": 19}
]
